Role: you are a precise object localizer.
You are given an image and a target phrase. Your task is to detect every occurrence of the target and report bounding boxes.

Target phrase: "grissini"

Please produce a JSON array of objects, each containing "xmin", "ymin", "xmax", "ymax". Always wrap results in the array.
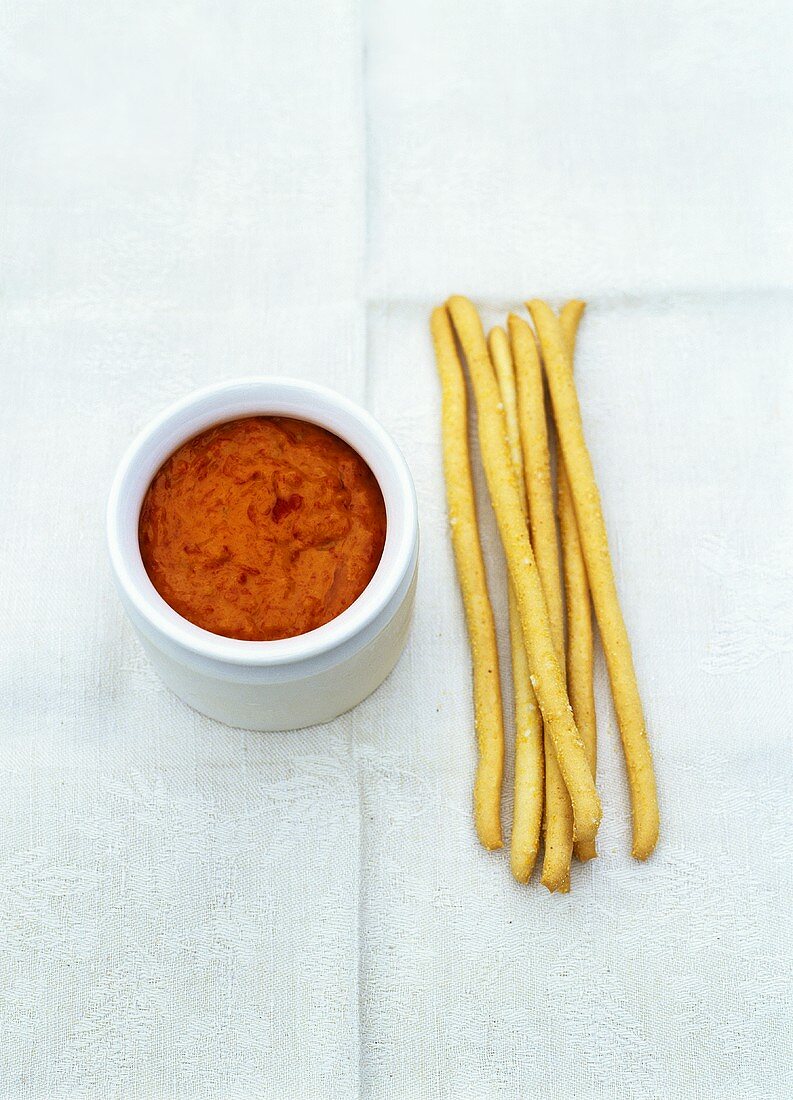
[
  {"xmin": 557, "ymin": 300, "xmax": 597, "ymax": 863},
  {"xmin": 528, "ymin": 299, "xmax": 659, "ymax": 859},
  {"xmin": 447, "ymin": 296, "xmax": 601, "ymax": 846},
  {"xmin": 509, "ymin": 312, "xmax": 573, "ymax": 892},
  {"xmin": 488, "ymin": 326, "xmax": 544, "ymax": 882},
  {"xmin": 431, "ymin": 306, "xmax": 504, "ymax": 850}
]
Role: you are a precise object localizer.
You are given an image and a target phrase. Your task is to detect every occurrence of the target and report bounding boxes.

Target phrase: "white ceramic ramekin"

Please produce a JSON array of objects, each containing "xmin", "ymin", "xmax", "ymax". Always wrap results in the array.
[{"xmin": 107, "ymin": 378, "xmax": 418, "ymax": 730}]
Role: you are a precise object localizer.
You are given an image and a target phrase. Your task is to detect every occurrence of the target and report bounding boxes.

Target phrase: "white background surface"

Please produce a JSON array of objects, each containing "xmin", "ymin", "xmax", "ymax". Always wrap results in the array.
[{"xmin": 1, "ymin": 2, "xmax": 792, "ymax": 1097}]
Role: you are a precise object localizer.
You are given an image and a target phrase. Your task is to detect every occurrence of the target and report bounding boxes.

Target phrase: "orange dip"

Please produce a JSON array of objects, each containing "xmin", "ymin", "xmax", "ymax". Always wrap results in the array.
[{"xmin": 139, "ymin": 416, "xmax": 386, "ymax": 641}]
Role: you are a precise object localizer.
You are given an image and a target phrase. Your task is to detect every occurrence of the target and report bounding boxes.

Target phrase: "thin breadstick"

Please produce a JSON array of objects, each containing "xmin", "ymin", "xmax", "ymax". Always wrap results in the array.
[
  {"xmin": 447, "ymin": 296, "xmax": 601, "ymax": 846},
  {"xmin": 509, "ymin": 313, "xmax": 572, "ymax": 892},
  {"xmin": 488, "ymin": 326, "xmax": 544, "ymax": 883},
  {"xmin": 528, "ymin": 299, "xmax": 659, "ymax": 859},
  {"xmin": 431, "ymin": 307, "xmax": 504, "ymax": 851},
  {"xmin": 558, "ymin": 300, "xmax": 597, "ymax": 863},
  {"xmin": 488, "ymin": 328, "xmax": 526, "ymax": 513}
]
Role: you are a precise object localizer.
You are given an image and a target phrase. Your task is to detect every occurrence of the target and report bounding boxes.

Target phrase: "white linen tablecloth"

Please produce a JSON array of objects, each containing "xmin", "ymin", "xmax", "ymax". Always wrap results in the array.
[{"xmin": 1, "ymin": 2, "xmax": 791, "ymax": 1096}]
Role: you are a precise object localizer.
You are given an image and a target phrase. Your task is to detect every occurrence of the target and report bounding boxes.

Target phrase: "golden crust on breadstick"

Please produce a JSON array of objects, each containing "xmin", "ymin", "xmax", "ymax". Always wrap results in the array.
[
  {"xmin": 430, "ymin": 307, "xmax": 504, "ymax": 851},
  {"xmin": 447, "ymin": 296, "xmax": 601, "ymax": 847},
  {"xmin": 508, "ymin": 313, "xmax": 573, "ymax": 892},
  {"xmin": 488, "ymin": 326, "xmax": 544, "ymax": 883},
  {"xmin": 528, "ymin": 298, "xmax": 659, "ymax": 860},
  {"xmin": 557, "ymin": 300, "xmax": 597, "ymax": 863}
]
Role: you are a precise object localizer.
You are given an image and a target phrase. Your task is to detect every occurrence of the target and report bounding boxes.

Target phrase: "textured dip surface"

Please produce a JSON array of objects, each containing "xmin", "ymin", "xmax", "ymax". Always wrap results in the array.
[{"xmin": 139, "ymin": 416, "xmax": 387, "ymax": 640}]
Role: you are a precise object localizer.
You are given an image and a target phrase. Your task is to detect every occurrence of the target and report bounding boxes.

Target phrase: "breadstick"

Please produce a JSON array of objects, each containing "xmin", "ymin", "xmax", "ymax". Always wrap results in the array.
[
  {"xmin": 528, "ymin": 299, "xmax": 659, "ymax": 859},
  {"xmin": 488, "ymin": 326, "xmax": 544, "ymax": 883},
  {"xmin": 509, "ymin": 313, "xmax": 572, "ymax": 892},
  {"xmin": 447, "ymin": 296, "xmax": 601, "ymax": 846},
  {"xmin": 558, "ymin": 300, "xmax": 597, "ymax": 863},
  {"xmin": 431, "ymin": 307, "xmax": 504, "ymax": 851}
]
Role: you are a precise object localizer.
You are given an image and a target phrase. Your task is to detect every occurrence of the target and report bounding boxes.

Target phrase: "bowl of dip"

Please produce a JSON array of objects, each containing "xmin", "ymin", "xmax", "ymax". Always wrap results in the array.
[{"xmin": 107, "ymin": 378, "xmax": 418, "ymax": 730}]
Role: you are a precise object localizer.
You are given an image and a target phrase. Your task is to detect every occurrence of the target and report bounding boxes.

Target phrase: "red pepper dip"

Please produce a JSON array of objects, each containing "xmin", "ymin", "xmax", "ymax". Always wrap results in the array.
[{"xmin": 139, "ymin": 417, "xmax": 387, "ymax": 640}]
